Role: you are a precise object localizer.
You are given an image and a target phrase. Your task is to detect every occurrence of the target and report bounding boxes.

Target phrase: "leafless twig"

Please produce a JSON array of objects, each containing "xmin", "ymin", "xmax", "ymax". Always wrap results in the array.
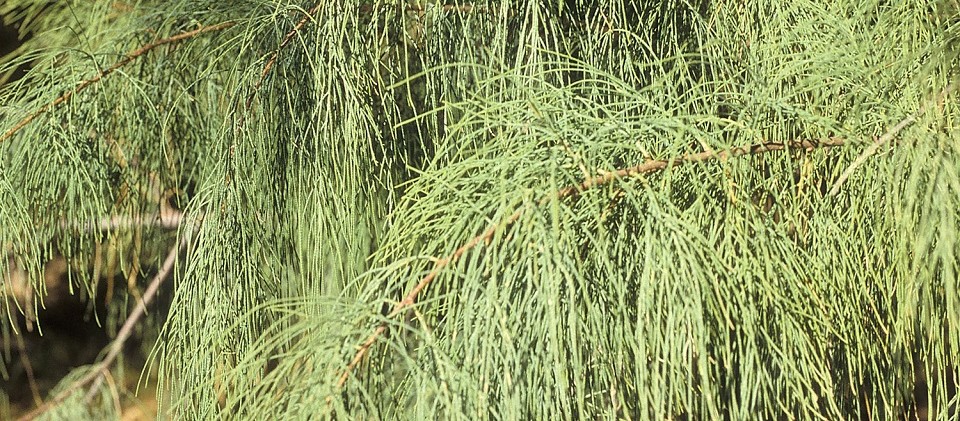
[
  {"xmin": 61, "ymin": 210, "xmax": 184, "ymax": 232},
  {"xmin": 15, "ymin": 234, "xmax": 190, "ymax": 421},
  {"xmin": 13, "ymin": 332, "xmax": 42, "ymax": 407}
]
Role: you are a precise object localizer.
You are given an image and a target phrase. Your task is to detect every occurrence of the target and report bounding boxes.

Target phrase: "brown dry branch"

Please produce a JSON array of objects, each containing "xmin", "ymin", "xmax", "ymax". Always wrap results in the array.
[
  {"xmin": 0, "ymin": 21, "xmax": 235, "ymax": 145},
  {"xmin": 407, "ymin": 4, "xmax": 483, "ymax": 14},
  {"xmin": 13, "ymin": 332, "xmax": 42, "ymax": 407},
  {"xmin": 356, "ymin": 3, "xmax": 485, "ymax": 15},
  {"xmin": 332, "ymin": 136, "xmax": 848, "ymax": 392},
  {"xmin": 15, "ymin": 234, "xmax": 191, "ymax": 421}
]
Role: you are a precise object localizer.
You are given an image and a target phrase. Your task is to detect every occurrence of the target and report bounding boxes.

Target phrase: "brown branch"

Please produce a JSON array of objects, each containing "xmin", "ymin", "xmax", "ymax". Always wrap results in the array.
[
  {"xmin": 13, "ymin": 332, "xmax": 42, "ymax": 407},
  {"xmin": 0, "ymin": 22, "xmax": 235, "ymax": 145},
  {"xmin": 407, "ymin": 4, "xmax": 480, "ymax": 14},
  {"xmin": 244, "ymin": 3, "xmax": 324, "ymax": 112},
  {"xmin": 16, "ymin": 236, "xmax": 190, "ymax": 421},
  {"xmin": 332, "ymin": 137, "xmax": 847, "ymax": 391},
  {"xmin": 357, "ymin": 3, "xmax": 485, "ymax": 15}
]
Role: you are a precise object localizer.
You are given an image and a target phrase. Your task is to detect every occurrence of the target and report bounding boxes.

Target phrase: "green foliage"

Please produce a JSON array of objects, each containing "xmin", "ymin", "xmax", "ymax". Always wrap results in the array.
[{"xmin": 0, "ymin": 0, "xmax": 958, "ymax": 419}]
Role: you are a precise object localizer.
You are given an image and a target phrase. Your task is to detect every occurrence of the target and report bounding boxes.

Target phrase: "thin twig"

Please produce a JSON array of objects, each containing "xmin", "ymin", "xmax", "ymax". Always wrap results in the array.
[
  {"xmin": 0, "ymin": 22, "xmax": 235, "ymax": 145},
  {"xmin": 826, "ymin": 116, "xmax": 917, "ymax": 197},
  {"xmin": 61, "ymin": 210, "xmax": 184, "ymax": 232},
  {"xmin": 13, "ymin": 332, "xmax": 43, "ymax": 407},
  {"xmin": 100, "ymin": 369, "xmax": 123, "ymax": 417},
  {"xmin": 16, "ymin": 236, "xmax": 190, "ymax": 421},
  {"xmin": 244, "ymin": 3, "xmax": 324, "ymax": 112},
  {"xmin": 828, "ymin": 84, "xmax": 956, "ymax": 196},
  {"xmin": 333, "ymin": 137, "xmax": 847, "ymax": 391},
  {"xmin": 358, "ymin": 3, "xmax": 486, "ymax": 15},
  {"xmin": 231, "ymin": 2, "xmax": 322, "ymax": 167}
]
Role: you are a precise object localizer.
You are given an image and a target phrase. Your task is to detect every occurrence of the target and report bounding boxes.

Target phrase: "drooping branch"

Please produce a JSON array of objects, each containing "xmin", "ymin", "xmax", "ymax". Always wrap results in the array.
[
  {"xmin": 244, "ymin": 2, "xmax": 324, "ymax": 112},
  {"xmin": 0, "ymin": 21, "xmax": 235, "ymax": 145},
  {"xmin": 335, "ymin": 81, "xmax": 956, "ymax": 390},
  {"xmin": 333, "ymin": 136, "xmax": 848, "ymax": 391},
  {"xmin": 828, "ymin": 83, "xmax": 956, "ymax": 196}
]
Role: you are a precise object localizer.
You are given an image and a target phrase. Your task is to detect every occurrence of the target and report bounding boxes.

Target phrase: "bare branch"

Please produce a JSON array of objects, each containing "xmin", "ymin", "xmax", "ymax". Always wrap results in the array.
[
  {"xmin": 61, "ymin": 210, "xmax": 184, "ymax": 232},
  {"xmin": 15, "ymin": 234, "xmax": 190, "ymax": 421},
  {"xmin": 13, "ymin": 333, "xmax": 42, "ymax": 407}
]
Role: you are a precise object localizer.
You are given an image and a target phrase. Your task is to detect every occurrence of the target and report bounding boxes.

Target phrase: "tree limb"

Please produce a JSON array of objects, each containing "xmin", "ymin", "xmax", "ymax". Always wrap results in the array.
[
  {"xmin": 338, "ymin": 82, "xmax": 953, "ymax": 388},
  {"xmin": 61, "ymin": 210, "xmax": 184, "ymax": 232}
]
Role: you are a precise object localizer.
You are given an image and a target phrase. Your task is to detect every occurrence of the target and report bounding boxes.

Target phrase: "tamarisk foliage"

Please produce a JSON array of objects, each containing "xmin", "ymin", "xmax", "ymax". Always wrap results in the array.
[{"xmin": 0, "ymin": 0, "xmax": 958, "ymax": 419}]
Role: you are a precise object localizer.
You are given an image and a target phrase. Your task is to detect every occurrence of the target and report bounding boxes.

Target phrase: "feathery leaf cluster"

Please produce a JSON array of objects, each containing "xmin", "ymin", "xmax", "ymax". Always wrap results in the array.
[{"xmin": 0, "ymin": 0, "xmax": 958, "ymax": 419}]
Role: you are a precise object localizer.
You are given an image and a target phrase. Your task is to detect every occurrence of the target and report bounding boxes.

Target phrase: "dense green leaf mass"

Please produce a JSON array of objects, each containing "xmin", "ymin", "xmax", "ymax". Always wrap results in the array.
[{"xmin": 0, "ymin": 0, "xmax": 958, "ymax": 419}]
